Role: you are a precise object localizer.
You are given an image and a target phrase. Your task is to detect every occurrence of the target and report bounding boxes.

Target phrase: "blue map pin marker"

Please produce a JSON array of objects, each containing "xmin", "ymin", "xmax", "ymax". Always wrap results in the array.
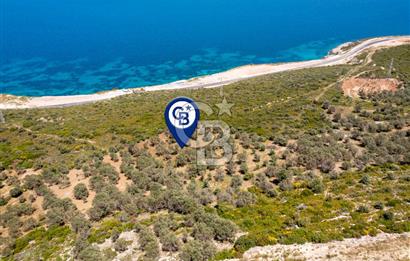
[{"xmin": 165, "ymin": 97, "xmax": 200, "ymax": 148}]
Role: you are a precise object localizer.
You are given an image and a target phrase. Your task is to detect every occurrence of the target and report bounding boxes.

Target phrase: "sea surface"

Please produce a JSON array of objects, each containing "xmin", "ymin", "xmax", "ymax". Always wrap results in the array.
[{"xmin": 1, "ymin": 0, "xmax": 409, "ymax": 96}]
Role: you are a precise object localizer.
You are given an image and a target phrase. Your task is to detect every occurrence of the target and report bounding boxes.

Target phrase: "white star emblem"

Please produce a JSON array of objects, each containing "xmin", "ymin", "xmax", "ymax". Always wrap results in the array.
[{"xmin": 216, "ymin": 97, "xmax": 234, "ymax": 116}]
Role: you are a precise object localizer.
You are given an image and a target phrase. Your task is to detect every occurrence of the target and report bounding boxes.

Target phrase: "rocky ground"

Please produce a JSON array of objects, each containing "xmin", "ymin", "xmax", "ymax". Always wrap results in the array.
[
  {"xmin": 341, "ymin": 78, "xmax": 401, "ymax": 98},
  {"xmin": 226, "ymin": 232, "xmax": 410, "ymax": 261}
]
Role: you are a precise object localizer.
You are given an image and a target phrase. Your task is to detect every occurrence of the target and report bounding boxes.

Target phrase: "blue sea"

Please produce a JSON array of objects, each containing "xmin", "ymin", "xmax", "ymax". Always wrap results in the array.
[{"xmin": 1, "ymin": 0, "xmax": 409, "ymax": 96}]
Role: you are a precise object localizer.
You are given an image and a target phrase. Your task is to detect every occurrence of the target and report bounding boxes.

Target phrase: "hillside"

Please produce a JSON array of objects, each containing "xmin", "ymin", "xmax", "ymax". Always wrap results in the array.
[{"xmin": 0, "ymin": 44, "xmax": 409, "ymax": 260}]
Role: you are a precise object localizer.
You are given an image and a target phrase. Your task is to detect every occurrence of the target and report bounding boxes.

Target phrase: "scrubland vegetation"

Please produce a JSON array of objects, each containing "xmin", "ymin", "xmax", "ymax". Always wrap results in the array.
[{"xmin": 0, "ymin": 45, "xmax": 409, "ymax": 260}]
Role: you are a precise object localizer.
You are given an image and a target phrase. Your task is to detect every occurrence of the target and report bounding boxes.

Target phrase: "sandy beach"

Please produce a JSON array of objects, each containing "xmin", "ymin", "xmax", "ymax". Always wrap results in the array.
[{"xmin": 1, "ymin": 36, "xmax": 409, "ymax": 109}]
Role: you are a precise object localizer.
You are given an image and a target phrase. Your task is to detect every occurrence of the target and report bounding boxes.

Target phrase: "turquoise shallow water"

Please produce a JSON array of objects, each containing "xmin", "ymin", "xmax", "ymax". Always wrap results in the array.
[{"xmin": 0, "ymin": 0, "xmax": 409, "ymax": 96}]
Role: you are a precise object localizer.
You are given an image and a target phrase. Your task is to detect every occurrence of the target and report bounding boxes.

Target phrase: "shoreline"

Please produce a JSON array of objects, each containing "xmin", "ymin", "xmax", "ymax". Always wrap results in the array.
[{"xmin": 1, "ymin": 36, "xmax": 409, "ymax": 109}]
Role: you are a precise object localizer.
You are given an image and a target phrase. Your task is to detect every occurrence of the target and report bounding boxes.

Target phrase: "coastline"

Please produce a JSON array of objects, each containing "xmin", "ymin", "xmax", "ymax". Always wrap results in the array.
[{"xmin": 1, "ymin": 36, "xmax": 409, "ymax": 109}]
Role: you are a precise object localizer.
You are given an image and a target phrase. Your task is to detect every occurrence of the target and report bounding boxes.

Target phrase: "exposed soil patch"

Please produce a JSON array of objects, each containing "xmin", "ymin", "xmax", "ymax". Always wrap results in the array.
[
  {"xmin": 103, "ymin": 154, "xmax": 132, "ymax": 192},
  {"xmin": 341, "ymin": 78, "xmax": 401, "ymax": 97},
  {"xmin": 49, "ymin": 169, "xmax": 95, "ymax": 214}
]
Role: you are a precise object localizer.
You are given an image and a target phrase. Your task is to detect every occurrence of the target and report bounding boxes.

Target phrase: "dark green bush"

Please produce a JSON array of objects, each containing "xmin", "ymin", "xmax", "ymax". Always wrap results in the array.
[
  {"xmin": 382, "ymin": 211, "xmax": 394, "ymax": 220},
  {"xmin": 9, "ymin": 187, "xmax": 23, "ymax": 198}
]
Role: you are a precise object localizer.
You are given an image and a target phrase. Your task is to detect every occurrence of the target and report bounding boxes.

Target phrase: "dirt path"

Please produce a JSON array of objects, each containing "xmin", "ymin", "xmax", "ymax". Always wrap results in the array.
[{"xmin": 314, "ymin": 49, "xmax": 377, "ymax": 102}]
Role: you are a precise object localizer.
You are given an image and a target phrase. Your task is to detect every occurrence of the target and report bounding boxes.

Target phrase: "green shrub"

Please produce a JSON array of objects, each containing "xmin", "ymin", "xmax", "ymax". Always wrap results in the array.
[
  {"xmin": 212, "ymin": 218, "xmax": 237, "ymax": 242},
  {"xmin": 0, "ymin": 196, "xmax": 8, "ymax": 206},
  {"xmin": 230, "ymin": 176, "xmax": 243, "ymax": 189},
  {"xmin": 359, "ymin": 175, "xmax": 370, "ymax": 185},
  {"xmin": 234, "ymin": 235, "xmax": 257, "ymax": 253},
  {"xmin": 153, "ymin": 215, "xmax": 178, "ymax": 237},
  {"xmin": 77, "ymin": 245, "xmax": 103, "ymax": 261},
  {"xmin": 46, "ymin": 208, "xmax": 65, "ymax": 226},
  {"xmin": 307, "ymin": 178, "xmax": 324, "ymax": 193},
  {"xmin": 70, "ymin": 215, "xmax": 91, "ymax": 234},
  {"xmin": 74, "ymin": 183, "xmax": 89, "ymax": 201},
  {"xmin": 144, "ymin": 240, "xmax": 160, "ymax": 260},
  {"xmin": 373, "ymin": 202, "xmax": 384, "ymax": 210},
  {"xmin": 192, "ymin": 222, "xmax": 213, "ymax": 241},
  {"xmin": 382, "ymin": 211, "xmax": 394, "ymax": 220},
  {"xmin": 9, "ymin": 187, "xmax": 23, "ymax": 198},
  {"xmin": 114, "ymin": 238, "xmax": 129, "ymax": 252},
  {"xmin": 235, "ymin": 191, "xmax": 256, "ymax": 207},
  {"xmin": 160, "ymin": 232, "xmax": 180, "ymax": 252},
  {"xmin": 356, "ymin": 205, "xmax": 369, "ymax": 213},
  {"xmin": 179, "ymin": 240, "xmax": 216, "ymax": 261}
]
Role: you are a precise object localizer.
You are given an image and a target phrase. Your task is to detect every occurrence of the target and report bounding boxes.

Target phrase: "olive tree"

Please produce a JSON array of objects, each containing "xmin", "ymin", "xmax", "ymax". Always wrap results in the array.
[
  {"xmin": 179, "ymin": 240, "xmax": 216, "ymax": 261},
  {"xmin": 74, "ymin": 183, "xmax": 89, "ymax": 201}
]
